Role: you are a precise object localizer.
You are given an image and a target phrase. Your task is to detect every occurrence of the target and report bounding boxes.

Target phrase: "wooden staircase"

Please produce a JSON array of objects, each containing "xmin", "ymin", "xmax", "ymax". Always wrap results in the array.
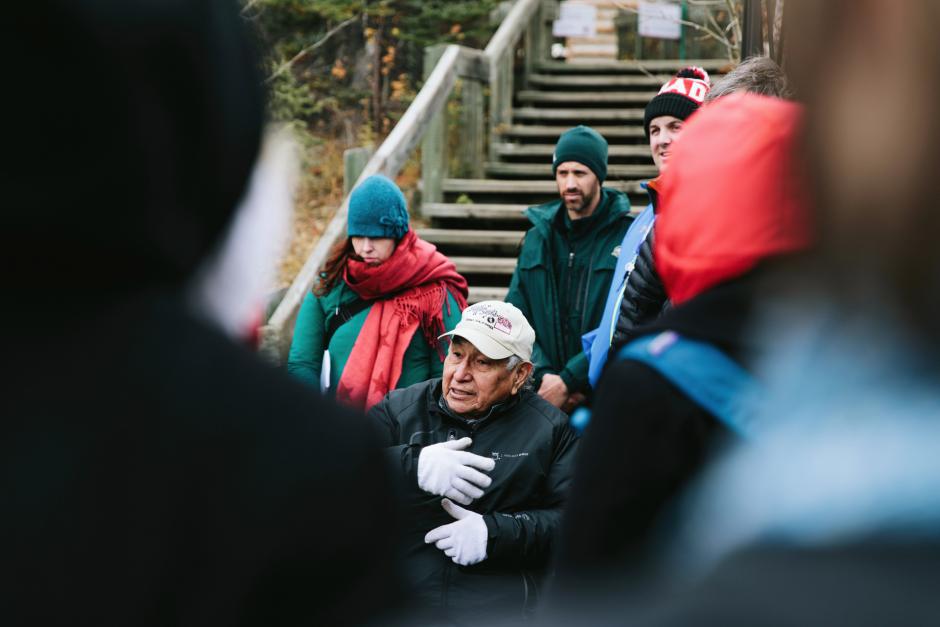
[
  {"xmin": 262, "ymin": 0, "xmax": 735, "ymax": 364},
  {"xmin": 417, "ymin": 58, "xmax": 727, "ymax": 304}
]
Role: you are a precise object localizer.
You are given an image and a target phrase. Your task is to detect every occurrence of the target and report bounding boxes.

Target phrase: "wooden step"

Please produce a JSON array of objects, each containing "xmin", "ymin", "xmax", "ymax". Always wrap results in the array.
[
  {"xmin": 528, "ymin": 73, "xmax": 670, "ymax": 88},
  {"xmin": 566, "ymin": 44, "xmax": 618, "ymax": 59},
  {"xmin": 486, "ymin": 162, "xmax": 658, "ymax": 179},
  {"xmin": 416, "ymin": 228, "xmax": 525, "ymax": 247},
  {"xmin": 496, "ymin": 143, "xmax": 652, "ymax": 159},
  {"xmin": 500, "ymin": 124, "xmax": 646, "ymax": 140},
  {"xmin": 442, "ymin": 178, "xmax": 646, "ymax": 195},
  {"xmin": 423, "ymin": 203, "xmax": 646, "ymax": 223},
  {"xmin": 569, "ymin": 22, "xmax": 616, "ymax": 35},
  {"xmin": 535, "ymin": 59, "xmax": 730, "ymax": 73},
  {"xmin": 422, "ymin": 203, "xmax": 528, "ymax": 220},
  {"xmin": 565, "ymin": 35, "xmax": 618, "ymax": 46},
  {"xmin": 468, "ymin": 286, "xmax": 509, "ymax": 303},
  {"xmin": 517, "ymin": 90, "xmax": 658, "ymax": 104},
  {"xmin": 451, "ymin": 256, "xmax": 518, "ymax": 275},
  {"xmin": 513, "ymin": 107, "xmax": 644, "ymax": 122}
]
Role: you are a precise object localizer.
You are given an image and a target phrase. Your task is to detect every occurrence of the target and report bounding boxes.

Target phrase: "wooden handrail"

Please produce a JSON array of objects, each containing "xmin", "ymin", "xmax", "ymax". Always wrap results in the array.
[
  {"xmin": 485, "ymin": 0, "xmax": 542, "ymax": 60},
  {"xmin": 262, "ymin": 44, "xmax": 463, "ymax": 361},
  {"xmin": 259, "ymin": 1, "xmax": 548, "ymax": 363}
]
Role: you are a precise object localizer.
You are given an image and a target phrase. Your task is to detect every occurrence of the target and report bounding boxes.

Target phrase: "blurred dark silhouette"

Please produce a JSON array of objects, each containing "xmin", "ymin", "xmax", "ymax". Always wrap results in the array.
[
  {"xmin": 3, "ymin": 2, "xmax": 402, "ymax": 624},
  {"xmin": 540, "ymin": 1, "xmax": 940, "ymax": 624}
]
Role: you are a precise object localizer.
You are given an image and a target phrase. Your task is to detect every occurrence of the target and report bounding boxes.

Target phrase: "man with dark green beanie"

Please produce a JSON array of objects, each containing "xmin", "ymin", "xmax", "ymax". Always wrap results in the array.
[{"xmin": 506, "ymin": 125, "xmax": 632, "ymax": 412}]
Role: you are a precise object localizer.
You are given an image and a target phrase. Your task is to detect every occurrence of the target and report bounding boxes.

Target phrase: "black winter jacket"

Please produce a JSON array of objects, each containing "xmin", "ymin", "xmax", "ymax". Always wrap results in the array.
[
  {"xmin": 369, "ymin": 379, "xmax": 578, "ymax": 623},
  {"xmin": 552, "ymin": 272, "xmax": 766, "ymax": 592},
  {"xmin": 611, "ymin": 225, "xmax": 669, "ymax": 345},
  {"xmin": 5, "ymin": 291, "xmax": 404, "ymax": 626}
]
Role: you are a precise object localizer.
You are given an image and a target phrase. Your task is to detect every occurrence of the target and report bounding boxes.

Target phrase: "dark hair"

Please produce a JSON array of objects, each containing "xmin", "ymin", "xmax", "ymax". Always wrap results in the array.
[
  {"xmin": 314, "ymin": 237, "xmax": 355, "ymax": 297},
  {"xmin": 705, "ymin": 55, "xmax": 791, "ymax": 102}
]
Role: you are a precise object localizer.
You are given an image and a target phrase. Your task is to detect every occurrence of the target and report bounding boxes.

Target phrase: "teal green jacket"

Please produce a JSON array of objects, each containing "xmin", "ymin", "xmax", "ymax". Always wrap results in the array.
[
  {"xmin": 506, "ymin": 188, "xmax": 632, "ymax": 393},
  {"xmin": 287, "ymin": 281, "xmax": 462, "ymax": 393}
]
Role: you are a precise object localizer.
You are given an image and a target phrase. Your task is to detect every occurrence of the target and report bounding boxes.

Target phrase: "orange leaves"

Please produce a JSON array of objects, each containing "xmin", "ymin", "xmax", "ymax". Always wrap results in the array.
[
  {"xmin": 381, "ymin": 45, "xmax": 396, "ymax": 76},
  {"xmin": 330, "ymin": 59, "xmax": 347, "ymax": 80}
]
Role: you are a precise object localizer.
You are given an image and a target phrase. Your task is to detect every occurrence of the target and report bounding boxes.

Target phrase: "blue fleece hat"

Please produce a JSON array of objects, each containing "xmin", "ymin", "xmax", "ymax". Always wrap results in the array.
[{"xmin": 347, "ymin": 174, "xmax": 410, "ymax": 240}]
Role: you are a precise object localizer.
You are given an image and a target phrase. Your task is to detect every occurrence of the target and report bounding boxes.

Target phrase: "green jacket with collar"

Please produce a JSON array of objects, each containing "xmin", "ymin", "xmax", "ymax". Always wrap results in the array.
[
  {"xmin": 506, "ymin": 188, "xmax": 632, "ymax": 393},
  {"xmin": 287, "ymin": 281, "xmax": 462, "ymax": 393}
]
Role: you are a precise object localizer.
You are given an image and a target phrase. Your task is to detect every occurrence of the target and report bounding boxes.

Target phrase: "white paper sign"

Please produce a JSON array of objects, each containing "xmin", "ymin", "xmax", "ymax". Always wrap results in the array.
[
  {"xmin": 638, "ymin": 1, "xmax": 683, "ymax": 40},
  {"xmin": 552, "ymin": 2, "xmax": 597, "ymax": 38}
]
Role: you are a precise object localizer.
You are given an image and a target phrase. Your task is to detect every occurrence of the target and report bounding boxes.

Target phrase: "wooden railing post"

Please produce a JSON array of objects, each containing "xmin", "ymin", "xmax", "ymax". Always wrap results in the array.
[
  {"xmin": 488, "ymin": 49, "xmax": 513, "ymax": 162},
  {"xmin": 457, "ymin": 78, "xmax": 485, "ymax": 178},
  {"xmin": 523, "ymin": 0, "xmax": 549, "ymax": 89},
  {"xmin": 343, "ymin": 146, "xmax": 373, "ymax": 196},
  {"xmin": 420, "ymin": 44, "xmax": 450, "ymax": 208}
]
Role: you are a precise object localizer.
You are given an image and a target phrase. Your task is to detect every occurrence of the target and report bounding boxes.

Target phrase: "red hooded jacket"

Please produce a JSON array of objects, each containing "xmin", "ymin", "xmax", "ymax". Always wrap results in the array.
[{"xmin": 655, "ymin": 94, "xmax": 811, "ymax": 305}]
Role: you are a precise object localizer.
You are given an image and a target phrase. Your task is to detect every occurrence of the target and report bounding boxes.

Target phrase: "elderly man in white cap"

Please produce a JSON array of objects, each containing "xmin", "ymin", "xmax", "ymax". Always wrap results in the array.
[{"xmin": 369, "ymin": 300, "xmax": 578, "ymax": 624}]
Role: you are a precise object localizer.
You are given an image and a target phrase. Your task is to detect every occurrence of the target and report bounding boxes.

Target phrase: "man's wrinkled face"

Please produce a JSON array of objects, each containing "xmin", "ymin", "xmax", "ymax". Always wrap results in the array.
[
  {"xmin": 442, "ymin": 337, "xmax": 527, "ymax": 418},
  {"xmin": 555, "ymin": 161, "xmax": 601, "ymax": 218},
  {"xmin": 649, "ymin": 115, "xmax": 685, "ymax": 172}
]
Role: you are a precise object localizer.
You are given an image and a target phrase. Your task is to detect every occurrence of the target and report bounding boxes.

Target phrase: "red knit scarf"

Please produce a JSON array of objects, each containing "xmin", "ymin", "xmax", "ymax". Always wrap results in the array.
[{"xmin": 336, "ymin": 230, "xmax": 468, "ymax": 411}]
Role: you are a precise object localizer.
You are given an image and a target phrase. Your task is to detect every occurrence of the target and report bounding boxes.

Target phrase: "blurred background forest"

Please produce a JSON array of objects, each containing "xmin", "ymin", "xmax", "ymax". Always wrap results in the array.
[{"xmin": 241, "ymin": 0, "xmax": 503, "ymax": 286}]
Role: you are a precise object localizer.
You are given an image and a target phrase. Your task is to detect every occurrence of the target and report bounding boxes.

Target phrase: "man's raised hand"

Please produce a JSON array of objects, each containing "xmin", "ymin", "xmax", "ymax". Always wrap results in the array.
[{"xmin": 417, "ymin": 437, "xmax": 496, "ymax": 505}]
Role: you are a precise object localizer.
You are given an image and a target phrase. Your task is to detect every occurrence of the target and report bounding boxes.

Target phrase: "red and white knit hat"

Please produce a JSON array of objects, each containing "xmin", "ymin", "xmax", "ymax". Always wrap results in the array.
[{"xmin": 643, "ymin": 66, "xmax": 711, "ymax": 136}]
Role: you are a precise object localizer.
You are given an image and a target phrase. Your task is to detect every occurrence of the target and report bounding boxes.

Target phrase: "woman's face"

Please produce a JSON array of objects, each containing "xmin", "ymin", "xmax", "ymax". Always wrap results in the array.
[{"xmin": 351, "ymin": 236, "xmax": 396, "ymax": 266}]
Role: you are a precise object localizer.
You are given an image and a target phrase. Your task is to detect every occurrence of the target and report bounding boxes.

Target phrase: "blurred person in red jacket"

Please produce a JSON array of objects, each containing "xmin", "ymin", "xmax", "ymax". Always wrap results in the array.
[
  {"xmin": 552, "ymin": 93, "xmax": 811, "ymax": 592},
  {"xmin": 546, "ymin": 1, "xmax": 940, "ymax": 623}
]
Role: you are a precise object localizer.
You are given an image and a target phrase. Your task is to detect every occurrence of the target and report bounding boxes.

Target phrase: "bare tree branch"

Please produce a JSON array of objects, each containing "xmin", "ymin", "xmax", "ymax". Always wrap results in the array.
[
  {"xmin": 705, "ymin": 5, "xmax": 738, "ymax": 60},
  {"xmin": 726, "ymin": 0, "xmax": 743, "ymax": 51},
  {"xmin": 612, "ymin": 1, "xmax": 739, "ymax": 61},
  {"xmin": 265, "ymin": 15, "xmax": 359, "ymax": 84},
  {"xmin": 613, "ymin": 3, "xmax": 725, "ymax": 40}
]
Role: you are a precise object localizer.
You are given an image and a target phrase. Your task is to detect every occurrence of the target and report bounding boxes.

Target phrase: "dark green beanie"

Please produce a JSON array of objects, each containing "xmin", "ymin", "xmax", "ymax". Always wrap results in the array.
[
  {"xmin": 347, "ymin": 174, "xmax": 410, "ymax": 240},
  {"xmin": 552, "ymin": 125, "xmax": 608, "ymax": 182}
]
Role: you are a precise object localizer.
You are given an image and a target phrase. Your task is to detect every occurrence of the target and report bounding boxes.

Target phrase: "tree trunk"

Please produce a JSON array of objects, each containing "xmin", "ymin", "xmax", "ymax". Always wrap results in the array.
[
  {"xmin": 771, "ymin": 0, "xmax": 786, "ymax": 66},
  {"xmin": 371, "ymin": 21, "xmax": 385, "ymax": 137}
]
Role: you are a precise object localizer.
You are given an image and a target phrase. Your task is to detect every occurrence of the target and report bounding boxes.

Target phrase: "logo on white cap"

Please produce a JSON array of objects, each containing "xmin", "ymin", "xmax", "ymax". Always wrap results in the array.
[
  {"xmin": 440, "ymin": 300, "xmax": 535, "ymax": 361},
  {"xmin": 465, "ymin": 302, "xmax": 513, "ymax": 336}
]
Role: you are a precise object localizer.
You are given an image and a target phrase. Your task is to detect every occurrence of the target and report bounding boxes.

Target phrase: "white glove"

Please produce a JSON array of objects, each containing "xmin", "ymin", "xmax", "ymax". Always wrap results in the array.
[
  {"xmin": 425, "ymin": 498, "xmax": 488, "ymax": 566},
  {"xmin": 417, "ymin": 437, "xmax": 496, "ymax": 505}
]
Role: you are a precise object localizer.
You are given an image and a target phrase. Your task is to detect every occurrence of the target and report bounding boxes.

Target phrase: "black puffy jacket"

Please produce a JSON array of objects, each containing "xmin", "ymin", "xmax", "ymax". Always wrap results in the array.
[
  {"xmin": 611, "ymin": 225, "xmax": 669, "ymax": 346},
  {"xmin": 368, "ymin": 379, "xmax": 578, "ymax": 623},
  {"xmin": 553, "ymin": 272, "xmax": 765, "ymax": 595}
]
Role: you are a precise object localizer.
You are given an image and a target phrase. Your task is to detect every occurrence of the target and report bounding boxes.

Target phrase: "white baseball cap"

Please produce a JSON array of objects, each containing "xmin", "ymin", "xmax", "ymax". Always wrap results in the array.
[{"xmin": 439, "ymin": 301, "xmax": 535, "ymax": 362}]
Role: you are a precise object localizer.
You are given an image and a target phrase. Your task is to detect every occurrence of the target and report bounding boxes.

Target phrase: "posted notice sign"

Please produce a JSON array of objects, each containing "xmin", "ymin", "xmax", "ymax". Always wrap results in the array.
[
  {"xmin": 552, "ymin": 2, "xmax": 597, "ymax": 38},
  {"xmin": 638, "ymin": 1, "xmax": 683, "ymax": 40}
]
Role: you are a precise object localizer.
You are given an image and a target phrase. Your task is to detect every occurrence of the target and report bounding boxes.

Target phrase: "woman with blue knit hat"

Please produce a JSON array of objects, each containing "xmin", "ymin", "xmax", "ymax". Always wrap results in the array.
[{"xmin": 288, "ymin": 174, "xmax": 468, "ymax": 411}]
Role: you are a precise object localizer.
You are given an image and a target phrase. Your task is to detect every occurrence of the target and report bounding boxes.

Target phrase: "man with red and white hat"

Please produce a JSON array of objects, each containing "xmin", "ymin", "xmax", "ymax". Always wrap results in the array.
[
  {"xmin": 644, "ymin": 66, "xmax": 712, "ymax": 171},
  {"xmin": 582, "ymin": 67, "xmax": 711, "ymax": 390},
  {"xmin": 556, "ymin": 93, "xmax": 809, "ymax": 591}
]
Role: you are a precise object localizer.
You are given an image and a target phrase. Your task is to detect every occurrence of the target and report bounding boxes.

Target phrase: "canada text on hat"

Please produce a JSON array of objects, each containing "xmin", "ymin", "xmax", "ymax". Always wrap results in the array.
[
  {"xmin": 657, "ymin": 74, "xmax": 710, "ymax": 105},
  {"xmin": 439, "ymin": 301, "xmax": 535, "ymax": 362},
  {"xmin": 644, "ymin": 66, "xmax": 712, "ymax": 137}
]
